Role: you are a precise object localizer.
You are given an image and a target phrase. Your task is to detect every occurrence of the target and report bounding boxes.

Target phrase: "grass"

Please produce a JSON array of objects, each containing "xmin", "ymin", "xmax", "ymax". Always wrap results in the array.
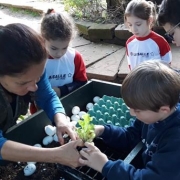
[{"xmin": 9, "ymin": 7, "xmax": 41, "ymax": 17}]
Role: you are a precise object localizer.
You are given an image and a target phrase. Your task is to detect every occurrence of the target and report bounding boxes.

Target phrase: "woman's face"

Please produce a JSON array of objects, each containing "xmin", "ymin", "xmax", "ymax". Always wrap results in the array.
[
  {"xmin": 0, "ymin": 60, "xmax": 46, "ymax": 96},
  {"xmin": 163, "ymin": 22, "xmax": 180, "ymax": 46}
]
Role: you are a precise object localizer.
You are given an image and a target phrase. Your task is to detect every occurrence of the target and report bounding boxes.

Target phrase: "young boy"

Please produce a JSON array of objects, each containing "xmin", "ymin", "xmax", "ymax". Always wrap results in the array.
[{"xmin": 79, "ymin": 60, "xmax": 180, "ymax": 180}]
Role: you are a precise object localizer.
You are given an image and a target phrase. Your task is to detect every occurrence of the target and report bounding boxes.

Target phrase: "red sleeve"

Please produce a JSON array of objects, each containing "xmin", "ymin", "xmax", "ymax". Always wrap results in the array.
[
  {"xmin": 73, "ymin": 51, "xmax": 88, "ymax": 81},
  {"xmin": 151, "ymin": 33, "xmax": 171, "ymax": 56}
]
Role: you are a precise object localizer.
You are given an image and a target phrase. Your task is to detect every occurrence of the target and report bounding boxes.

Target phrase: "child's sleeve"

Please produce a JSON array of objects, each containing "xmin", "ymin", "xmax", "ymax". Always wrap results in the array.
[
  {"xmin": 156, "ymin": 37, "xmax": 172, "ymax": 64},
  {"xmin": 59, "ymin": 51, "xmax": 88, "ymax": 97},
  {"xmin": 73, "ymin": 50, "xmax": 87, "ymax": 82},
  {"xmin": 126, "ymin": 39, "xmax": 133, "ymax": 70},
  {"xmin": 100, "ymin": 119, "xmax": 142, "ymax": 150},
  {"xmin": 101, "ymin": 126, "xmax": 180, "ymax": 180}
]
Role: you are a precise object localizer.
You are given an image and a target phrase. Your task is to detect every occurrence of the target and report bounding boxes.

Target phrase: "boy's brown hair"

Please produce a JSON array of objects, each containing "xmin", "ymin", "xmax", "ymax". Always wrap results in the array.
[{"xmin": 121, "ymin": 60, "xmax": 180, "ymax": 111}]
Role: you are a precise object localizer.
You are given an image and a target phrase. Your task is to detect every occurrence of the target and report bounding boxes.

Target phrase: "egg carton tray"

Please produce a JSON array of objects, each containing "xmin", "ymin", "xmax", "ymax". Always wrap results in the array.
[{"xmin": 87, "ymin": 95, "xmax": 135, "ymax": 127}]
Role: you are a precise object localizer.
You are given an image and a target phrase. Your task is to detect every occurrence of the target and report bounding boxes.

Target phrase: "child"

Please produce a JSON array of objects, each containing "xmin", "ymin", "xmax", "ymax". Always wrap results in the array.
[
  {"xmin": 41, "ymin": 9, "xmax": 88, "ymax": 97},
  {"xmin": 125, "ymin": 0, "xmax": 172, "ymax": 70},
  {"xmin": 79, "ymin": 60, "xmax": 180, "ymax": 180},
  {"xmin": 29, "ymin": 9, "xmax": 88, "ymax": 114}
]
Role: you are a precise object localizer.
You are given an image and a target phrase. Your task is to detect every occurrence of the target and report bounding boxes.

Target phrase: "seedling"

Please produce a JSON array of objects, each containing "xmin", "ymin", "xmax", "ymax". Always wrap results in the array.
[{"xmin": 76, "ymin": 114, "xmax": 95, "ymax": 142}]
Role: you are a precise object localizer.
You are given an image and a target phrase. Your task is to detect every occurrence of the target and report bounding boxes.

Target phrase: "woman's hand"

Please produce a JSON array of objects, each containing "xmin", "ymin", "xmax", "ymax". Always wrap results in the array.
[
  {"xmin": 79, "ymin": 142, "xmax": 108, "ymax": 173},
  {"xmin": 56, "ymin": 139, "xmax": 84, "ymax": 168},
  {"xmin": 54, "ymin": 113, "xmax": 77, "ymax": 144},
  {"xmin": 1, "ymin": 139, "xmax": 83, "ymax": 166}
]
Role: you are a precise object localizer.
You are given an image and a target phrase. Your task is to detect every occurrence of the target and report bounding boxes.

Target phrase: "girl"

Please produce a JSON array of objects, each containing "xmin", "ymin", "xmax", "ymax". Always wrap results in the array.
[
  {"xmin": 125, "ymin": 0, "xmax": 172, "ymax": 70},
  {"xmin": 157, "ymin": 0, "xmax": 180, "ymax": 47},
  {"xmin": 41, "ymin": 9, "xmax": 88, "ymax": 97}
]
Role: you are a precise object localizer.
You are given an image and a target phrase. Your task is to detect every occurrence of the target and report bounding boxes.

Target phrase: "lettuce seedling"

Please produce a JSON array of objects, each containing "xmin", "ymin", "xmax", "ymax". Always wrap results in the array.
[{"xmin": 76, "ymin": 114, "xmax": 95, "ymax": 142}]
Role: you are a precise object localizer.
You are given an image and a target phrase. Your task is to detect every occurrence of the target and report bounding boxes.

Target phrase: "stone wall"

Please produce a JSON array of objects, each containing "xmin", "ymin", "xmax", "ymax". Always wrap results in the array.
[{"xmin": 75, "ymin": 21, "xmax": 167, "ymax": 46}]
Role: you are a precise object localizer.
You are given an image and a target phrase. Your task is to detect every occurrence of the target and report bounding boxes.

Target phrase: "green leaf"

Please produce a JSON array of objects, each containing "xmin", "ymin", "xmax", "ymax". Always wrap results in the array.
[{"xmin": 76, "ymin": 114, "xmax": 95, "ymax": 142}]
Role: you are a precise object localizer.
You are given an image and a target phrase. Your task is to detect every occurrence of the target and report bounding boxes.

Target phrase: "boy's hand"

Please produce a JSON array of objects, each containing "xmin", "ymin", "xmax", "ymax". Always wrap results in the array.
[
  {"xmin": 94, "ymin": 125, "xmax": 105, "ymax": 137},
  {"xmin": 79, "ymin": 142, "xmax": 108, "ymax": 173}
]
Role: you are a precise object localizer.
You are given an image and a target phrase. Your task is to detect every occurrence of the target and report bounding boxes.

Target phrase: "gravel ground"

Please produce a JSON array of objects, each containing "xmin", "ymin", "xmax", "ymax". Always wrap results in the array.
[{"xmin": 0, "ymin": 5, "xmax": 42, "ymax": 31}]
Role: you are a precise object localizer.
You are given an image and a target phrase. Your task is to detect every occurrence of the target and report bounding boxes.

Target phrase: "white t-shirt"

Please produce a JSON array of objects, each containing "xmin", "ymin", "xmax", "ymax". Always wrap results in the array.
[
  {"xmin": 46, "ymin": 47, "xmax": 87, "ymax": 87},
  {"xmin": 126, "ymin": 31, "xmax": 172, "ymax": 70}
]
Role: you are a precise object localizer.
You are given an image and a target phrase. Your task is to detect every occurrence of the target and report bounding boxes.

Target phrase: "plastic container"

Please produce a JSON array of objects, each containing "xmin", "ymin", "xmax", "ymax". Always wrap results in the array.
[{"xmin": 1, "ymin": 79, "xmax": 143, "ymax": 178}]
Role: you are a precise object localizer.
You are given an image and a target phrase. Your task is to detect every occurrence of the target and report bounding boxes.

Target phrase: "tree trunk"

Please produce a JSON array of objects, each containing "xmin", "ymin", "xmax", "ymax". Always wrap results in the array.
[{"xmin": 106, "ymin": 0, "xmax": 117, "ymax": 10}]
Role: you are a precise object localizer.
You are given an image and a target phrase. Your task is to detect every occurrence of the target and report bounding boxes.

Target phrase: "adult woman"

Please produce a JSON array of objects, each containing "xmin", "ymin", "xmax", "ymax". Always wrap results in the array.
[
  {"xmin": 0, "ymin": 23, "xmax": 82, "ymax": 167},
  {"xmin": 157, "ymin": 0, "xmax": 180, "ymax": 46}
]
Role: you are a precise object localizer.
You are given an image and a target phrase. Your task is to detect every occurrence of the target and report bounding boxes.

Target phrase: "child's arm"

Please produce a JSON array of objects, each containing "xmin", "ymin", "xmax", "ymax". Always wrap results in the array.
[
  {"xmin": 100, "ymin": 128, "xmax": 180, "ymax": 180},
  {"xmin": 99, "ymin": 119, "xmax": 142, "ymax": 150},
  {"xmin": 79, "ymin": 142, "xmax": 108, "ymax": 173},
  {"xmin": 126, "ymin": 46, "xmax": 131, "ymax": 70},
  {"xmin": 156, "ymin": 36, "xmax": 172, "ymax": 64},
  {"xmin": 80, "ymin": 133, "xmax": 180, "ymax": 180},
  {"xmin": 94, "ymin": 125, "xmax": 105, "ymax": 137},
  {"xmin": 126, "ymin": 36, "xmax": 134, "ymax": 70}
]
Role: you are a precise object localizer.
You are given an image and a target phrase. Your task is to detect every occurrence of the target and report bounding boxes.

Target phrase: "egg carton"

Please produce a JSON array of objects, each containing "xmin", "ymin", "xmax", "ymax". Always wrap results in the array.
[{"xmin": 87, "ymin": 95, "xmax": 135, "ymax": 127}]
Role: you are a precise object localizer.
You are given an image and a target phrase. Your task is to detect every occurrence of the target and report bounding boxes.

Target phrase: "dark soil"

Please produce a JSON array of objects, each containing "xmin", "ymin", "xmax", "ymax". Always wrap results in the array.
[
  {"xmin": 0, "ymin": 142, "xmax": 67, "ymax": 180},
  {"xmin": 0, "ymin": 161, "xmax": 65, "ymax": 180}
]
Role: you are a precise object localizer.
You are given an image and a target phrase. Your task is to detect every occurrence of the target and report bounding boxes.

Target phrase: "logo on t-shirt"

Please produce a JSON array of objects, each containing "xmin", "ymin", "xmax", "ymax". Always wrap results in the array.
[
  {"xmin": 49, "ymin": 74, "xmax": 66, "ymax": 80},
  {"xmin": 49, "ymin": 73, "xmax": 73, "ymax": 80},
  {"xmin": 130, "ymin": 52, "xmax": 154, "ymax": 57}
]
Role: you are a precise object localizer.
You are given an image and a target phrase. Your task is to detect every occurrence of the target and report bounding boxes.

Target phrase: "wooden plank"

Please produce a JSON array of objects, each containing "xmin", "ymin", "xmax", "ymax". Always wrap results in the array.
[
  {"xmin": 118, "ymin": 55, "xmax": 129, "ymax": 79},
  {"xmin": 71, "ymin": 36, "xmax": 91, "ymax": 48},
  {"xmin": 76, "ymin": 43, "xmax": 121, "ymax": 67},
  {"xmin": 86, "ymin": 47, "xmax": 126, "ymax": 81}
]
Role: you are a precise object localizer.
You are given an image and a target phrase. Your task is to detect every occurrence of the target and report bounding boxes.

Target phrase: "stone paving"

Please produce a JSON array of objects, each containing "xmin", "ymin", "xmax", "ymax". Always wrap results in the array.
[{"xmin": 0, "ymin": 0, "xmax": 179, "ymax": 83}]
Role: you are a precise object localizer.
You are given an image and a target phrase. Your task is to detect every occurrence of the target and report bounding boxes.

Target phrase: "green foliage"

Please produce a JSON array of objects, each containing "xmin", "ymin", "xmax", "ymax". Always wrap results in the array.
[
  {"xmin": 9, "ymin": 7, "xmax": 41, "ymax": 17},
  {"xmin": 64, "ymin": 0, "xmax": 106, "ymax": 21},
  {"xmin": 64, "ymin": 0, "xmax": 89, "ymax": 11},
  {"xmin": 63, "ymin": 0, "xmax": 131, "ymax": 24},
  {"xmin": 19, "ymin": 115, "xmax": 25, "ymax": 120},
  {"xmin": 76, "ymin": 114, "xmax": 95, "ymax": 142}
]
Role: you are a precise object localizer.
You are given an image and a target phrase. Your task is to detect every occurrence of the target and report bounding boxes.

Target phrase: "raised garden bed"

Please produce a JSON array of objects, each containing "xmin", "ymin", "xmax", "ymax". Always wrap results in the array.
[{"xmin": 0, "ymin": 79, "xmax": 143, "ymax": 180}]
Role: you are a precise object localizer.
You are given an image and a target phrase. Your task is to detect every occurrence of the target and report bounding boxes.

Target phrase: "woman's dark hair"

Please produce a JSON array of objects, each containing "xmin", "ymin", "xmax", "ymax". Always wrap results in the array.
[
  {"xmin": 157, "ymin": 0, "xmax": 180, "ymax": 26},
  {"xmin": 41, "ymin": 8, "xmax": 76, "ymax": 41},
  {"xmin": 0, "ymin": 23, "xmax": 47, "ymax": 76},
  {"xmin": 121, "ymin": 60, "xmax": 180, "ymax": 112}
]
